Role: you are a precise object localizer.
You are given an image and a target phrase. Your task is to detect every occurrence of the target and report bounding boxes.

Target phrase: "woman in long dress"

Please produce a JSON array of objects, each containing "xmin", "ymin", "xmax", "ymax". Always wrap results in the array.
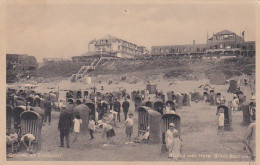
[{"xmin": 165, "ymin": 123, "xmax": 176, "ymax": 158}]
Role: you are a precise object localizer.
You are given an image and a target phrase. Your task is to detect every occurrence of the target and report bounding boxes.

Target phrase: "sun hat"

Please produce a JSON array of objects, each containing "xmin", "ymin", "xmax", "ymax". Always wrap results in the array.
[{"xmin": 169, "ymin": 123, "xmax": 176, "ymax": 128}]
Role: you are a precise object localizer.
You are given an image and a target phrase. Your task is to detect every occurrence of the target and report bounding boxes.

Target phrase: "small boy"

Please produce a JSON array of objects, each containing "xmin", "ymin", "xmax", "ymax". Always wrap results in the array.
[
  {"xmin": 88, "ymin": 115, "xmax": 95, "ymax": 140},
  {"xmin": 125, "ymin": 113, "xmax": 134, "ymax": 144},
  {"xmin": 20, "ymin": 134, "xmax": 35, "ymax": 153},
  {"xmin": 217, "ymin": 108, "xmax": 225, "ymax": 135}
]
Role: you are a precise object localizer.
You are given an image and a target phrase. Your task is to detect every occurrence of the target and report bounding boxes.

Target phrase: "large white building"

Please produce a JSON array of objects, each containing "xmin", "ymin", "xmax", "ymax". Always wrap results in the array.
[{"xmin": 72, "ymin": 35, "xmax": 149, "ymax": 61}]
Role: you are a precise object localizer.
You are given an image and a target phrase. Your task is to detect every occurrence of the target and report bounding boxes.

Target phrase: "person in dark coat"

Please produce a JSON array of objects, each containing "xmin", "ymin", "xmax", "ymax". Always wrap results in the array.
[
  {"xmin": 58, "ymin": 105, "xmax": 73, "ymax": 148},
  {"xmin": 113, "ymin": 98, "xmax": 121, "ymax": 122},
  {"xmin": 122, "ymin": 98, "xmax": 130, "ymax": 121},
  {"xmin": 44, "ymin": 97, "xmax": 52, "ymax": 125},
  {"xmin": 97, "ymin": 101, "xmax": 104, "ymax": 120}
]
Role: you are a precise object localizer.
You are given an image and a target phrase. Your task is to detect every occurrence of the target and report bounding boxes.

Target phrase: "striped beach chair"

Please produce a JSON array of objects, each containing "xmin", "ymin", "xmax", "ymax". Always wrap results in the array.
[{"xmin": 20, "ymin": 111, "xmax": 43, "ymax": 151}]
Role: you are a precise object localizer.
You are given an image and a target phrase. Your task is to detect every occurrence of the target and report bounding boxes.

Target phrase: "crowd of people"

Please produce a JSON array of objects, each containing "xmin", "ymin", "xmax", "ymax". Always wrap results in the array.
[{"xmin": 6, "ymin": 79, "xmax": 256, "ymax": 161}]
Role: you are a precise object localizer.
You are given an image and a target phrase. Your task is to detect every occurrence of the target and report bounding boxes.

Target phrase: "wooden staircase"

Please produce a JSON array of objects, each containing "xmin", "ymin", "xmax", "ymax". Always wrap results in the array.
[{"xmin": 70, "ymin": 57, "xmax": 103, "ymax": 82}]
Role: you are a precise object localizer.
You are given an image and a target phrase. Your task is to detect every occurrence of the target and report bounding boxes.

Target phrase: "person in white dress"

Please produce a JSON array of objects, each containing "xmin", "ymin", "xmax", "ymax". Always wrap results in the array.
[
  {"xmin": 172, "ymin": 130, "xmax": 182, "ymax": 161},
  {"xmin": 73, "ymin": 113, "xmax": 82, "ymax": 142},
  {"xmin": 217, "ymin": 108, "xmax": 225, "ymax": 135},
  {"xmin": 232, "ymin": 94, "xmax": 239, "ymax": 111},
  {"xmin": 165, "ymin": 123, "xmax": 176, "ymax": 158}
]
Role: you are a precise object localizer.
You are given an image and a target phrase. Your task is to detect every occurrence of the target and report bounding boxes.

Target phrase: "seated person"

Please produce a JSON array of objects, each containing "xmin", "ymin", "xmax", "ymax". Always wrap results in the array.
[
  {"xmin": 6, "ymin": 129, "xmax": 19, "ymax": 154},
  {"xmin": 20, "ymin": 134, "xmax": 35, "ymax": 153},
  {"xmin": 135, "ymin": 127, "xmax": 150, "ymax": 142}
]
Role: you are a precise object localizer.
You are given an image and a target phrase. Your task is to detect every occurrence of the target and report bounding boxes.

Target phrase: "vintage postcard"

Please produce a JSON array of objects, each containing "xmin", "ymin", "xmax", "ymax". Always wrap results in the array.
[{"xmin": 1, "ymin": 0, "xmax": 258, "ymax": 164}]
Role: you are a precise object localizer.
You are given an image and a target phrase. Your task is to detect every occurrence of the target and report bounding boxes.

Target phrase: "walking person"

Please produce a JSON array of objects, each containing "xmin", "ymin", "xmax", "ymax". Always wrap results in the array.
[
  {"xmin": 165, "ymin": 123, "xmax": 177, "ymax": 158},
  {"xmin": 44, "ymin": 97, "xmax": 52, "ymax": 125},
  {"xmin": 216, "ymin": 108, "xmax": 225, "ymax": 135},
  {"xmin": 58, "ymin": 105, "xmax": 73, "ymax": 148},
  {"xmin": 113, "ymin": 98, "xmax": 121, "ymax": 122},
  {"xmin": 124, "ymin": 113, "xmax": 134, "ymax": 144},
  {"xmin": 122, "ymin": 98, "xmax": 130, "ymax": 121},
  {"xmin": 244, "ymin": 114, "xmax": 256, "ymax": 161},
  {"xmin": 88, "ymin": 115, "xmax": 95, "ymax": 140},
  {"xmin": 73, "ymin": 113, "xmax": 82, "ymax": 143}
]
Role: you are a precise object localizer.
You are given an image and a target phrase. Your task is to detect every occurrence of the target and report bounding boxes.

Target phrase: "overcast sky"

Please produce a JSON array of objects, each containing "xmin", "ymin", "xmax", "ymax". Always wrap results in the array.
[{"xmin": 5, "ymin": 1, "xmax": 256, "ymax": 62}]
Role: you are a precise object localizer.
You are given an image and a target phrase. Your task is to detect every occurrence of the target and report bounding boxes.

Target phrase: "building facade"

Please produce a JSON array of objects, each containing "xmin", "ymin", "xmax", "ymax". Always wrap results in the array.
[
  {"xmin": 72, "ymin": 35, "xmax": 149, "ymax": 62},
  {"xmin": 151, "ymin": 30, "xmax": 255, "ymax": 58},
  {"xmin": 6, "ymin": 54, "xmax": 38, "ymax": 72},
  {"xmin": 43, "ymin": 58, "xmax": 71, "ymax": 63}
]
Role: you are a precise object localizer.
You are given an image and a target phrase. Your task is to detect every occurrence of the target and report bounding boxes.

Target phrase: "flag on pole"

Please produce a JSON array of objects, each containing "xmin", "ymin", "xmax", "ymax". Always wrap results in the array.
[{"xmin": 242, "ymin": 31, "xmax": 245, "ymax": 37}]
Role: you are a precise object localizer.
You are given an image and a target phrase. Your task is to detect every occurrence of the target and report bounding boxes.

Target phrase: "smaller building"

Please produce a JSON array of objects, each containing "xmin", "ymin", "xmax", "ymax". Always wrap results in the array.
[
  {"xmin": 6, "ymin": 54, "xmax": 38, "ymax": 72},
  {"xmin": 151, "ymin": 42, "xmax": 207, "ymax": 57}
]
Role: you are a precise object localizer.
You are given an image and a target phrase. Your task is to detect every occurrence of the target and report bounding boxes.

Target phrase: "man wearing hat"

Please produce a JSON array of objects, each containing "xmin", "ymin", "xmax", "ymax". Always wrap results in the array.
[
  {"xmin": 165, "ymin": 123, "xmax": 177, "ymax": 158},
  {"xmin": 44, "ymin": 96, "xmax": 52, "ymax": 125},
  {"xmin": 122, "ymin": 98, "xmax": 130, "ymax": 121},
  {"xmin": 113, "ymin": 98, "xmax": 121, "ymax": 122},
  {"xmin": 58, "ymin": 105, "xmax": 73, "ymax": 148}
]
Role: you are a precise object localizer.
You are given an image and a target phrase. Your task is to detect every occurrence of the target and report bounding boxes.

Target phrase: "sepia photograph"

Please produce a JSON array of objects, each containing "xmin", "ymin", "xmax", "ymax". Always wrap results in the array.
[{"xmin": 3, "ymin": 0, "xmax": 257, "ymax": 163}]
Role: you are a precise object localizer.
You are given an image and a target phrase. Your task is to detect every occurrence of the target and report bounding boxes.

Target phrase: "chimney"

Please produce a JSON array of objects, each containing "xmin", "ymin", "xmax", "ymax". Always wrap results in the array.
[{"xmin": 193, "ymin": 40, "xmax": 195, "ymax": 45}]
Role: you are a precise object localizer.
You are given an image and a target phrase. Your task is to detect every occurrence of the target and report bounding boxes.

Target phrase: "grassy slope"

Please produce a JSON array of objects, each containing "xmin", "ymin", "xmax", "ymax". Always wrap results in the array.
[{"xmin": 34, "ymin": 57, "xmax": 255, "ymax": 80}]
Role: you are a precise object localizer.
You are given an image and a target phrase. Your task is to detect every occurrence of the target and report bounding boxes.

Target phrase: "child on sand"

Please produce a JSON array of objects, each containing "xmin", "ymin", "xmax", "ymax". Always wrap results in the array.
[
  {"xmin": 98, "ymin": 120, "xmax": 115, "ymax": 146},
  {"xmin": 73, "ymin": 113, "xmax": 82, "ymax": 142},
  {"xmin": 217, "ymin": 108, "xmax": 225, "ymax": 135},
  {"xmin": 172, "ymin": 130, "xmax": 182, "ymax": 161},
  {"xmin": 125, "ymin": 113, "xmax": 134, "ymax": 144},
  {"xmin": 88, "ymin": 115, "xmax": 95, "ymax": 140}
]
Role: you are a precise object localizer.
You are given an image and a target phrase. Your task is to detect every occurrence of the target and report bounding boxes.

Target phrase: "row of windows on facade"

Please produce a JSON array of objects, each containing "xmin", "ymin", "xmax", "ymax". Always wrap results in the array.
[
  {"xmin": 209, "ymin": 44, "xmax": 254, "ymax": 50},
  {"xmin": 98, "ymin": 40, "xmax": 138, "ymax": 49},
  {"xmin": 213, "ymin": 34, "xmax": 236, "ymax": 40},
  {"xmin": 153, "ymin": 47, "xmax": 207, "ymax": 54},
  {"xmin": 8, "ymin": 59, "xmax": 36, "ymax": 65},
  {"xmin": 95, "ymin": 46, "xmax": 140, "ymax": 53}
]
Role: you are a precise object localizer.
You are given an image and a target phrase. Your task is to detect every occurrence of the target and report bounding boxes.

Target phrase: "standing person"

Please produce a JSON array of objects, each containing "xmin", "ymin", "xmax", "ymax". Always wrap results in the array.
[
  {"xmin": 216, "ymin": 108, "xmax": 225, "ymax": 135},
  {"xmin": 232, "ymin": 94, "xmax": 239, "ymax": 111},
  {"xmin": 244, "ymin": 114, "xmax": 256, "ymax": 161},
  {"xmin": 97, "ymin": 101, "xmax": 104, "ymax": 120},
  {"xmin": 73, "ymin": 113, "xmax": 82, "ymax": 143},
  {"xmin": 88, "ymin": 115, "xmax": 95, "ymax": 140},
  {"xmin": 164, "ymin": 103, "xmax": 172, "ymax": 114},
  {"xmin": 113, "ymin": 98, "xmax": 121, "ymax": 122},
  {"xmin": 172, "ymin": 130, "xmax": 182, "ymax": 161},
  {"xmin": 124, "ymin": 113, "xmax": 134, "ymax": 144},
  {"xmin": 165, "ymin": 123, "xmax": 176, "ymax": 158},
  {"xmin": 98, "ymin": 121, "xmax": 115, "ymax": 147},
  {"xmin": 122, "ymin": 98, "xmax": 130, "ymax": 121},
  {"xmin": 44, "ymin": 97, "xmax": 52, "ymax": 125},
  {"xmin": 58, "ymin": 105, "xmax": 73, "ymax": 148}
]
